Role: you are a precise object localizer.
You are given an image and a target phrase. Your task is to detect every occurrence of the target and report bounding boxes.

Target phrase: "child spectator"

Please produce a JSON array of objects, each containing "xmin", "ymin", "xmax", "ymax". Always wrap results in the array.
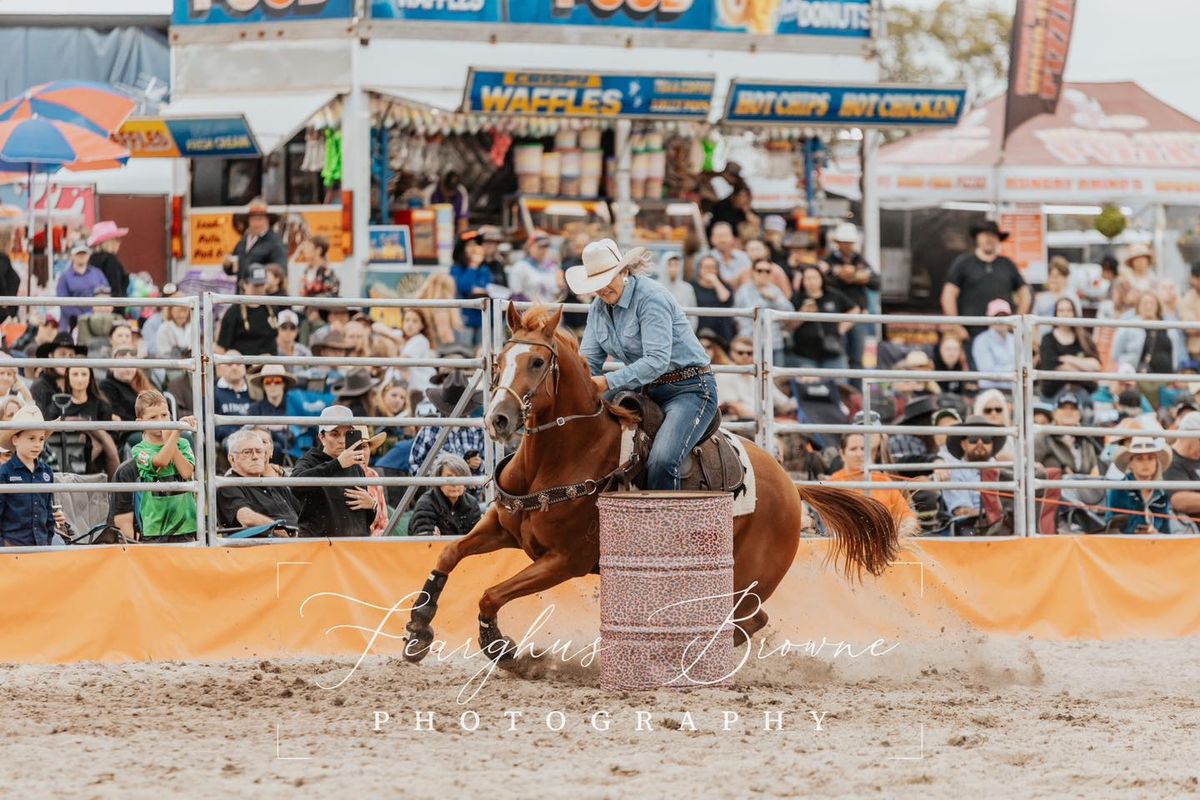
[
  {"xmin": 131, "ymin": 390, "xmax": 198, "ymax": 542},
  {"xmin": 73, "ymin": 288, "xmax": 126, "ymax": 352},
  {"xmin": 56, "ymin": 244, "xmax": 111, "ymax": 331},
  {"xmin": 156, "ymin": 301, "xmax": 194, "ymax": 358},
  {"xmin": 409, "ymin": 453, "xmax": 482, "ymax": 536},
  {"xmin": 0, "ymin": 405, "xmax": 66, "ymax": 546},
  {"xmin": 1105, "ymin": 437, "xmax": 1171, "ymax": 534}
]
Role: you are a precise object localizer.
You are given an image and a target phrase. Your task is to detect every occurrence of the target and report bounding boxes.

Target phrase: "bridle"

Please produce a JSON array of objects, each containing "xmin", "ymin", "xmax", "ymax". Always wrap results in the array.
[{"xmin": 490, "ymin": 337, "xmax": 604, "ymax": 435}]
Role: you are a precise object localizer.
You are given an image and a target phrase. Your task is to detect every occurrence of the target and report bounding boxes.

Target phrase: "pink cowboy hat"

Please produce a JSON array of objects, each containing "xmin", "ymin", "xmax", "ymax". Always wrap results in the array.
[{"xmin": 87, "ymin": 220, "xmax": 129, "ymax": 247}]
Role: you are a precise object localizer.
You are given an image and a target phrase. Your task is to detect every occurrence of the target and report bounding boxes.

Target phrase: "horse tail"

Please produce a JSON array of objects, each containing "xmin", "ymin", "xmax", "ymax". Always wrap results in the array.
[{"xmin": 796, "ymin": 484, "xmax": 900, "ymax": 580}]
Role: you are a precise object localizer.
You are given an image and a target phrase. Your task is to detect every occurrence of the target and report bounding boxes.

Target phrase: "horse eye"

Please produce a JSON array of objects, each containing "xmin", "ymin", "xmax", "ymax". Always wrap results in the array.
[{"xmin": 531, "ymin": 358, "xmax": 545, "ymax": 369}]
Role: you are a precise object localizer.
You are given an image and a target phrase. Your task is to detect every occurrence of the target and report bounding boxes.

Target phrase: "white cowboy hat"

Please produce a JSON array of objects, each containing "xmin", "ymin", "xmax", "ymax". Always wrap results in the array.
[
  {"xmin": 831, "ymin": 222, "xmax": 860, "ymax": 245},
  {"xmin": 249, "ymin": 363, "xmax": 297, "ymax": 388},
  {"xmin": 0, "ymin": 404, "xmax": 46, "ymax": 450},
  {"xmin": 1114, "ymin": 436, "xmax": 1171, "ymax": 473},
  {"xmin": 565, "ymin": 239, "xmax": 649, "ymax": 295},
  {"xmin": 1123, "ymin": 243, "xmax": 1154, "ymax": 267}
]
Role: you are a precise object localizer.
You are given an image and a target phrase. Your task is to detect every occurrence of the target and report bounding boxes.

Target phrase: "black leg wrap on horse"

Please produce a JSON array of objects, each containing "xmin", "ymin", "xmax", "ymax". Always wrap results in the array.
[
  {"xmin": 411, "ymin": 570, "xmax": 448, "ymax": 626},
  {"xmin": 478, "ymin": 615, "xmax": 516, "ymax": 662}
]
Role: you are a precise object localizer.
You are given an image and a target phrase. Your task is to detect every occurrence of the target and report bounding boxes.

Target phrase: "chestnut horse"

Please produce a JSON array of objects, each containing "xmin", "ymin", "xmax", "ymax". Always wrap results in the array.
[{"xmin": 403, "ymin": 305, "xmax": 899, "ymax": 663}]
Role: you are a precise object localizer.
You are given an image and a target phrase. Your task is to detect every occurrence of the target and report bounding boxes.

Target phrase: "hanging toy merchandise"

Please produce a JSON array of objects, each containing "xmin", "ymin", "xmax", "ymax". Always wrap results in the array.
[{"xmin": 321, "ymin": 128, "xmax": 343, "ymax": 187}]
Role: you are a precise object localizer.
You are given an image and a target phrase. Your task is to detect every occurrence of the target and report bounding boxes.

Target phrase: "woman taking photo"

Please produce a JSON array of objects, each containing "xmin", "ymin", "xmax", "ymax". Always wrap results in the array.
[
  {"xmin": 573, "ymin": 239, "xmax": 715, "ymax": 490},
  {"xmin": 1036, "ymin": 297, "xmax": 1101, "ymax": 401},
  {"xmin": 788, "ymin": 266, "xmax": 859, "ymax": 370}
]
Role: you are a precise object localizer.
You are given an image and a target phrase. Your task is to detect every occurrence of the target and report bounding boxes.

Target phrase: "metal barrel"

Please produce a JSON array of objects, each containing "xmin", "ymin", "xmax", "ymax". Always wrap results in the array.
[{"xmin": 598, "ymin": 491, "xmax": 735, "ymax": 691}]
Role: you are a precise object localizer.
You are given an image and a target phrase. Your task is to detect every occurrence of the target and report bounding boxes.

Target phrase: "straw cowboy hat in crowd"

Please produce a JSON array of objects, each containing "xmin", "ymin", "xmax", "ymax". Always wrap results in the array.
[
  {"xmin": 1114, "ymin": 437, "xmax": 1172, "ymax": 473},
  {"xmin": 249, "ymin": 363, "xmax": 296, "ymax": 389},
  {"xmin": 87, "ymin": 220, "xmax": 129, "ymax": 248},
  {"xmin": 1123, "ymin": 243, "xmax": 1154, "ymax": 267},
  {"xmin": 565, "ymin": 238, "xmax": 651, "ymax": 295},
  {"xmin": 831, "ymin": 222, "xmax": 860, "ymax": 245},
  {"xmin": 0, "ymin": 404, "xmax": 46, "ymax": 450}
]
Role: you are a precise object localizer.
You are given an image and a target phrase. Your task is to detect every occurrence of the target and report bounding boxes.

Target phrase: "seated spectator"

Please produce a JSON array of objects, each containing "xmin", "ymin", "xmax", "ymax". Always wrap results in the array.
[
  {"xmin": 937, "ymin": 414, "xmax": 1006, "ymax": 518},
  {"xmin": 0, "ymin": 353, "xmax": 33, "ymax": 405},
  {"xmin": 1165, "ymin": 412, "xmax": 1200, "ymax": 532},
  {"xmin": 509, "ymin": 230, "xmax": 565, "ymax": 305},
  {"xmin": 107, "ymin": 457, "xmax": 139, "ymax": 541},
  {"xmin": 108, "ymin": 323, "xmax": 134, "ymax": 356},
  {"xmin": 891, "ymin": 350, "xmax": 942, "ymax": 401},
  {"xmin": 292, "ymin": 405, "xmax": 388, "ymax": 537},
  {"xmin": 733, "ymin": 259, "xmax": 793, "ymax": 361},
  {"xmin": 331, "ymin": 368, "xmax": 378, "ymax": 418},
  {"xmin": 1036, "ymin": 296, "xmax": 1100, "ymax": 400},
  {"xmin": 299, "ymin": 235, "xmax": 339, "ymax": 298},
  {"xmin": 141, "ymin": 282, "xmax": 177, "ymax": 357},
  {"xmin": 248, "ymin": 364, "xmax": 294, "ymax": 461},
  {"xmin": 691, "ymin": 254, "xmax": 736, "ymax": 346},
  {"xmin": 932, "ymin": 332, "xmax": 976, "ymax": 397},
  {"xmin": 1034, "ymin": 392, "xmax": 1101, "ymax": 475},
  {"xmin": 888, "ymin": 395, "xmax": 940, "ymax": 467},
  {"xmin": 216, "ymin": 265, "xmax": 279, "ymax": 356},
  {"xmin": 73, "ymin": 288, "xmax": 125, "ymax": 352},
  {"xmin": 409, "ymin": 389, "xmax": 486, "ymax": 484},
  {"xmin": 217, "ymin": 429, "xmax": 298, "ymax": 534},
  {"xmin": 715, "ymin": 335, "xmax": 796, "ymax": 421},
  {"xmin": 1111, "ymin": 292, "xmax": 1180, "ymax": 379},
  {"xmin": 745, "ymin": 239, "xmax": 793, "ymax": 300},
  {"xmin": 100, "ymin": 348, "xmax": 154, "ymax": 423},
  {"xmin": 827, "ymin": 431, "xmax": 918, "ymax": 537},
  {"xmin": 131, "ymin": 390, "xmax": 199, "ymax": 542},
  {"xmin": 214, "ymin": 355, "xmax": 252, "ymax": 444},
  {"xmin": 0, "ymin": 405, "xmax": 65, "ymax": 546},
  {"xmin": 409, "ymin": 453, "xmax": 482, "ymax": 537},
  {"xmin": 1032, "ymin": 400, "xmax": 1055, "ymax": 428},
  {"xmin": 1092, "ymin": 363, "xmax": 1154, "ymax": 423},
  {"xmin": 45, "ymin": 365, "xmax": 120, "ymax": 476},
  {"xmin": 31, "ymin": 332, "xmax": 84, "ymax": 414},
  {"xmin": 15, "ymin": 313, "xmax": 59, "ymax": 360},
  {"xmin": 264, "ymin": 263, "xmax": 287, "ymax": 297},
  {"xmin": 275, "ymin": 310, "xmax": 311, "ymax": 373},
  {"xmin": 369, "ymin": 377, "xmax": 414, "ymax": 462},
  {"xmin": 1032, "ymin": 255, "xmax": 1073, "ymax": 328},
  {"xmin": 156, "ymin": 299, "xmax": 194, "ymax": 358},
  {"xmin": 400, "ymin": 309, "xmax": 435, "ymax": 394},
  {"xmin": 56, "ymin": 244, "xmax": 110, "ymax": 332},
  {"xmin": 342, "ymin": 315, "xmax": 373, "ymax": 359},
  {"xmin": 662, "ymin": 255, "xmax": 698, "ymax": 329},
  {"xmin": 974, "ymin": 389, "xmax": 1015, "ymax": 461},
  {"xmin": 932, "ymin": 407, "xmax": 961, "ymax": 454},
  {"xmin": 790, "ymin": 266, "xmax": 858, "ymax": 370},
  {"xmin": 1181, "ymin": 262, "xmax": 1200, "ymax": 361},
  {"xmin": 705, "ymin": 221, "xmax": 752, "ymax": 286},
  {"xmin": 1105, "ymin": 437, "xmax": 1172, "ymax": 534},
  {"xmin": 450, "ymin": 231, "xmax": 492, "ymax": 347},
  {"xmin": 971, "ymin": 299, "xmax": 1016, "ymax": 391}
]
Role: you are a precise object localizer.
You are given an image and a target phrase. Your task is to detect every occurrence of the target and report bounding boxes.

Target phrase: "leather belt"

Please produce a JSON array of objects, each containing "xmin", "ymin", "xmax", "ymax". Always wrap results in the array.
[{"xmin": 651, "ymin": 365, "xmax": 712, "ymax": 386}]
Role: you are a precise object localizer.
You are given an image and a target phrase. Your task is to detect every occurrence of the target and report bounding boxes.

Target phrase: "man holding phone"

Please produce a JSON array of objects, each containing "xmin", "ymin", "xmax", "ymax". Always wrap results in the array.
[{"xmin": 292, "ymin": 405, "xmax": 386, "ymax": 537}]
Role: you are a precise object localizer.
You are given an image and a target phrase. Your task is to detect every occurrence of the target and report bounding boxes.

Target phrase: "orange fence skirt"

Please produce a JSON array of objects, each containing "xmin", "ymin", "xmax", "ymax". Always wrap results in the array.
[{"xmin": 2, "ymin": 536, "xmax": 1199, "ymax": 664}]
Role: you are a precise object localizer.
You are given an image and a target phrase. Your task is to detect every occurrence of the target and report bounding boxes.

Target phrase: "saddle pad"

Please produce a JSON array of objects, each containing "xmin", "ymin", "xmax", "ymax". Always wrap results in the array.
[{"xmin": 618, "ymin": 427, "xmax": 757, "ymax": 518}]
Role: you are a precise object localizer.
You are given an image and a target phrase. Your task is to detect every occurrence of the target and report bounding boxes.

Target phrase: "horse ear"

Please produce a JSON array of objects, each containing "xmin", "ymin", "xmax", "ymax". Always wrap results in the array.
[
  {"xmin": 541, "ymin": 306, "xmax": 564, "ymax": 336},
  {"xmin": 505, "ymin": 302, "xmax": 522, "ymax": 333}
]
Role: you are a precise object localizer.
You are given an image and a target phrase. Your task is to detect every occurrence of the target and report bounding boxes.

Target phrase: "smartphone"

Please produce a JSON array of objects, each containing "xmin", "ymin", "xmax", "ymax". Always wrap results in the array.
[{"xmin": 344, "ymin": 429, "xmax": 363, "ymax": 450}]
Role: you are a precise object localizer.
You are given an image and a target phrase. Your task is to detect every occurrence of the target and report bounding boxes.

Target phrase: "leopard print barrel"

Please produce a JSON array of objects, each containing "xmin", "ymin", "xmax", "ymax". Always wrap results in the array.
[{"xmin": 598, "ymin": 491, "xmax": 735, "ymax": 691}]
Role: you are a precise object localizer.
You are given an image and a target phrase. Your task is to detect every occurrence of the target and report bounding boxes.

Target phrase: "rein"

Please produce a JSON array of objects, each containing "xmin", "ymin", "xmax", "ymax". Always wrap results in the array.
[{"xmin": 490, "ymin": 337, "xmax": 604, "ymax": 435}]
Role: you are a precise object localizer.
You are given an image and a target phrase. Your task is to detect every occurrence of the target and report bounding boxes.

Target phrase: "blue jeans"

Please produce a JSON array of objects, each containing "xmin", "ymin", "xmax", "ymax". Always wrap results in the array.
[{"xmin": 642, "ymin": 373, "xmax": 718, "ymax": 490}]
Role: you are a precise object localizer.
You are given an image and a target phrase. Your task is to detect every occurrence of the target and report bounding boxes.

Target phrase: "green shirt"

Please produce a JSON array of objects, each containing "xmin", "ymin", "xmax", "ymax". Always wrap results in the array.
[{"xmin": 132, "ymin": 438, "xmax": 196, "ymax": 537}]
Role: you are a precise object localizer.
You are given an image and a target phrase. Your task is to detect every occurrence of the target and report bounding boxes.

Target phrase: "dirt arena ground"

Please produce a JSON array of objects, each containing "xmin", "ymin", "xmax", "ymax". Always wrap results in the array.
[{"xmin": 1, "ymin": 637, "xmax": 1198, "ymax": 799}]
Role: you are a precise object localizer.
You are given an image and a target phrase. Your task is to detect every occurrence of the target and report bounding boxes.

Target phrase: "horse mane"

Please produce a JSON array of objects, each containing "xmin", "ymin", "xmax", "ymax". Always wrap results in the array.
[{"xmin": 518, "ymin": 305, "xmax": 640, "ymax": 427}]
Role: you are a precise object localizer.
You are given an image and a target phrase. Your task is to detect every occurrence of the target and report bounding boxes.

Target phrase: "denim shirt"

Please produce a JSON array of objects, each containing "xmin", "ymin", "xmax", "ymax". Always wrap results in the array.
[
  {"xmin": 580, "ymin": 275, "xmax": 710, "ymax": 392},
  {"xmin": 1105, "ymin": 474, "xmax": 1171, "ymax": 533},
  {"xmin": 0, "ymin": 457, "xmax": 56, "ymax": 546}
]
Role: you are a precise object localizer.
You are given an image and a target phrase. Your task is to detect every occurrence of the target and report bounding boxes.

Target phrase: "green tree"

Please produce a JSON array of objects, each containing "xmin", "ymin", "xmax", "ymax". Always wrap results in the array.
[{"xmin": 878, "ymin": 0, "xmax": 1013, "ymax": 101}]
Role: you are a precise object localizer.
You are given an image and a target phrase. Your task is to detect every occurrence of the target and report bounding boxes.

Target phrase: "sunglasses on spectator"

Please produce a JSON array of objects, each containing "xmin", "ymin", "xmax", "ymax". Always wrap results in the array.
[
  {"xmin": 262, "ymin": 377, "xmax": 286, "ymax": 386},
  {"xmin": 983, "ymin": 406, "xmax": 1005, "ymax": 414},
  {"xmin": 852, "ymin": 410, "xmax": 881, "ymax": 425},
  {"xmin": 733, "ymin": 349, "xmax": 754, "ymax": 357},
  {"xmin": 965, "ymin": 436, "xmax": 993, "ymax": 445}
]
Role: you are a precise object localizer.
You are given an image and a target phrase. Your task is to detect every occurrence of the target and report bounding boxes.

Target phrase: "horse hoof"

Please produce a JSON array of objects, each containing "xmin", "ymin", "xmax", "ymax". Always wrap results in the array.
[
  {"xmin": 483, "ymin": 635, "xmax": 516, "ymax": 663},
  {"xmin": 403, "ymin": 622, "xmax": 434, "ymax": 664}
]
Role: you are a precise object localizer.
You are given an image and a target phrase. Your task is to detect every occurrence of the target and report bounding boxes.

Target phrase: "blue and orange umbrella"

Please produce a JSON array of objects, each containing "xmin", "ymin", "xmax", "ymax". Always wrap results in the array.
[
  {"xmin": 0, "ymin": 80, "xmax": 135, "ymax": 137},
  {"xmin": 0, "ymin": 117, "xmax": 129, "ymax": 169}
]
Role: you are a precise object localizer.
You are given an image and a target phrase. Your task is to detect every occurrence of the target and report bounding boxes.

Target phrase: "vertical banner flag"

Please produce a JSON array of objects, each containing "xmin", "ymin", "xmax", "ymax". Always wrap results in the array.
[{"xmin": 1003, "ymin": 0, "xmax": 1077, "ymax": 145}]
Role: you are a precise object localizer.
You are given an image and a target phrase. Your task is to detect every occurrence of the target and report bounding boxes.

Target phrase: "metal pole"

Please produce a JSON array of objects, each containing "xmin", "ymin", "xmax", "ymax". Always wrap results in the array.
[
  {"xmin": 762, "ymin": 309, "xmax": 777, "ymax": 455},
  {"xmin": 1011, "ymin": 316, "xmax": 1028, "ymax": 538},
  {"xmin": 1020, "ymin": 315, "xmax": 1038, "ymax": 537},
  {"xmin": 481, "ymin": 298, "xmax": 494, "ymax": 506},
  {"xmin": 862, "ymin": 376, "xmax": 873, "ymax": 485},
  {"xmin": 201, "ymin": 292, "xmax": 219, "ymax": 546},
  {"xmin": 750, "ymin": 309, "xmax": 764, "ymax": 448},
  {"xmin": 614, "ymin": 119, "xmax": 635, "ymax": 251},
  {"xmin": 189, "ymin": 295, "xmax": 208, "ymax": 546}
]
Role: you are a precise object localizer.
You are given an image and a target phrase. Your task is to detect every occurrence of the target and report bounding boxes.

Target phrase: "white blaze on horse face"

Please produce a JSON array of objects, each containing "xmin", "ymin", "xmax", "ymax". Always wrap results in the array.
[{"xmin": 489, "ymin": 343, "xmax": 532, "ymax": 418}]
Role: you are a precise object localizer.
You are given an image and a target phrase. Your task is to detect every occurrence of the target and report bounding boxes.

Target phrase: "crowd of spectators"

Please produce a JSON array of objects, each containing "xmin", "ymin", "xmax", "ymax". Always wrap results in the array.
[{"xmin": 10, "ymin": 189, "xmax": 1200, "ymax": 545}]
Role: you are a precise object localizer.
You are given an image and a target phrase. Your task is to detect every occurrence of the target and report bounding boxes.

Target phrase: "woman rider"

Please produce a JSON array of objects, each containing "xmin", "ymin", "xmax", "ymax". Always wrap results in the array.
[{"xmin": 569, "ymin": 239, "xmax": 717, "ymax": 490}]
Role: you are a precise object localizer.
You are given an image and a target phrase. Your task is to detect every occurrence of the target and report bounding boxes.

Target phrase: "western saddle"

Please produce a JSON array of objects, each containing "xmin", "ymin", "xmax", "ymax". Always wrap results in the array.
[{"xmin": 611, "ymin": 390, "xmax": 746, "ymax": 496}]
